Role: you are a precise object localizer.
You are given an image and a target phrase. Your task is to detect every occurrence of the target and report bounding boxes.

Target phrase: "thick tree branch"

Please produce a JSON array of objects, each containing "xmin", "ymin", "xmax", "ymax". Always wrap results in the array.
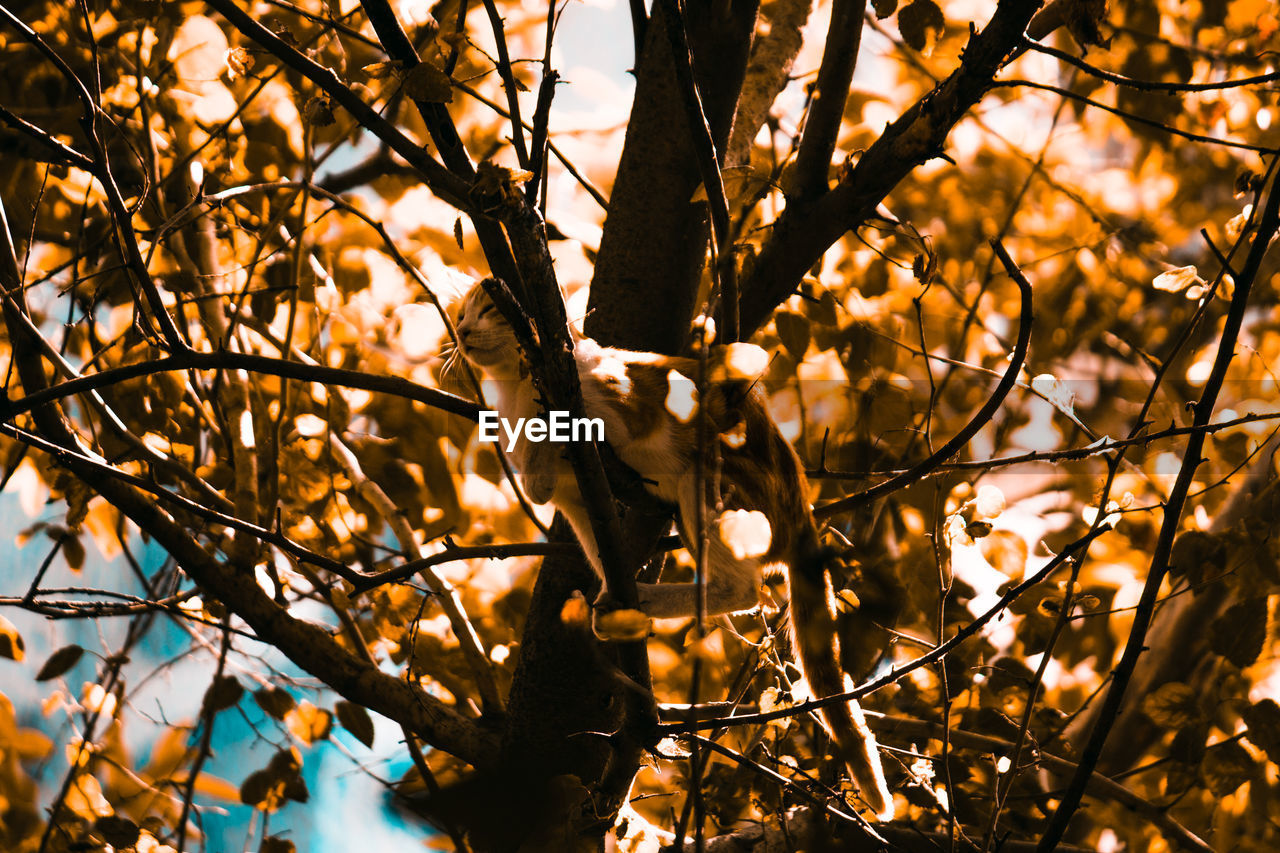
[
  {"xmin": 726, "ymin": 0, "xmax": 812, "ymax": 168},
  {"xmin": 0, "ymin": 350, "xmax": 481, "ymax": 424},
  {"xmin": 204, "ymin": 0, "xmax": 473, "ymax": 210},
  {"xmin": 356, "ymin": 0, "xmax": 524, "ymax": 289},
  {"xmin": 657, "ymin": 0, "xmax": 735, "ymax": 339},
  {"xmin": 815, "ymin": 239, "xmax": 1031, "ymax": 520},
  {"xmin": 588, "ymin": 0, "xmax": 758, "ymax": 353},
  {"xmin": 790, "ymin": 0, "xmax": 867, "ymax": 200},
  {"xmin": 739, "ymin": 0, "xmax": 1045, "ymax": 334},
  {"xmin": 0, "ymin": 200, "xmax": 498, "ymax": 770}
]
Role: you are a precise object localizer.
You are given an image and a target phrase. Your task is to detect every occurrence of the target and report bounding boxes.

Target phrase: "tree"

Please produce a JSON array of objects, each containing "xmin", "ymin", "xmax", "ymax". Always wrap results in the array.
[{"xmin": 1, "ymin": 0, "xmax": 1278, "ymax": 850}]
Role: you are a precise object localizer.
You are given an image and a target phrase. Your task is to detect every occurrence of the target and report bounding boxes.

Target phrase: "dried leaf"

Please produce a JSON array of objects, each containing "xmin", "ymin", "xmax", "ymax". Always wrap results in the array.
[
  {"xmin": 1202, "ymin": 740, "xmax": 1253, "ymax": 797},
  {"xmin": 774, "ymin": 311, "xmax": 810, "ymax": 361},
  {"xmin": 1143, "ymin": 682, "xmax": 1199, "ymax": 729},
  {"xmin": 36, "ymin": 645, "xmax": 84, "ymax": 681},
  {"xmin": 1209, "ymin": 597, "xmax": 1266, "ymax": 668},
  {"xmin": 1152, "ymin": 265, "xmax": 1204, "ymax": 293},
  {"xmin": 1242, "ymin": 699, "xmax": 1280, "ymax": 765},
  {"xmin": 0, "ymin": 614, "xmax": 25, "ymax": 662},
  {"xmin": 303, "ymin": 96, "xmax": 335, "ymax": 126},
  {"xmin": 335, "ymin": 700, "xmax": 375, "ymax": 748},
  {"xmin": 403, "ymin": 61, "xmax": 453, "ymax": 103},
  {"xmin": 898, "ymin": 0, "xmax": 945, "ymax": 54}
]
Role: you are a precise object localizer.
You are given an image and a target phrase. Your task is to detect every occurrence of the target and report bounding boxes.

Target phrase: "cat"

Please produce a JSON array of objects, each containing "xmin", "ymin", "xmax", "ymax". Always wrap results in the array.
[{"xmin": 452, "ymin": 281, "xmax": 894, "ymax": 821}]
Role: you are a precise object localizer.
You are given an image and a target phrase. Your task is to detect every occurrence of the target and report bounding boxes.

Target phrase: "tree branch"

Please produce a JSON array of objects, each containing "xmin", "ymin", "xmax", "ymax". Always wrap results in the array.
[
  {"xmin": 790, "ymin": 0, "xmax": 868, "ymax": 200},
  {"xmin": 815, "ymin": 239, "xmax": 1031, "ymax": 520},
  {"xmin": 204, "ymin": 0, "xmax": 473, "ymax": 210},
  {"xmin": 0, "ymin": 199, "xmax": 499, "ymax": 770},
  {"xmin": 658, "ymin": 523, "xmax": 1110, "ymax": 733},
  {"xmin": 0, "ymin": 349, "xmax": 481, "ymax": 424},
  {"xmin": 1036, "ymin": 158, "xmax": 1280, "ymax": 851},
  {"xmin": 739, "ymin": 0, "xmax": 1045, "ymax": 335}
]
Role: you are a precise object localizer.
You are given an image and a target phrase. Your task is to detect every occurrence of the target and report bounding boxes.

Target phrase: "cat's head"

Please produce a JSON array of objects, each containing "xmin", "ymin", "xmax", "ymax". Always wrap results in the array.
[{"xmin": 453, "ymin": 283, "xmax": 523, "ymax": 378}]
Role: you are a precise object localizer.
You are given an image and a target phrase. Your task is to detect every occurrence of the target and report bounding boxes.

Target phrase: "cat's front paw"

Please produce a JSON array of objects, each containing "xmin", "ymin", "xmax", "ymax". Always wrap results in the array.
[{"xmin": 591, "ymin": 594, "xmax": 651, "ymax": 642}]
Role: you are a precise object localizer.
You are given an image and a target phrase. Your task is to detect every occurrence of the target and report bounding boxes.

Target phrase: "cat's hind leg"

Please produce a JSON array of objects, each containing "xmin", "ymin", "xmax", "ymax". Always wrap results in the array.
[{"xmin": 637, "ymin": 537, "xmax": 762, "ymax": 618}]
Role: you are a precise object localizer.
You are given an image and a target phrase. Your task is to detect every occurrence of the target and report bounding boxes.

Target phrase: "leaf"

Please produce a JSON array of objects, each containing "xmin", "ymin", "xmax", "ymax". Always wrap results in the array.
[
  {"xmin": 285, "ymin": 701, "xmax": 332, "ymax": 745},
  {"xmin": 192, "ymin": 772, "xmax": 242, "ymax": 802},
  {"xmin": 987, "ymin": 658, "xmax": 1035, "ymax": 694},
  {"xmin": 239, "ymin": 769, "xmax": 275, "ymax": 808},
  {"xmin": 225, "ymin": 46, "xmax": 254, "ymax": 79},
  {"xmin": 1209, "ymin": 597, "xmax": 1266, "ymax": 668},
  {"xmin": 810, "ymin": 289, "xmax": 839, "ymax": 327},
  {"xmin": 254, "ymin": 687, "xmax": 296, "ymax": 720},
  {"xmin": 240, "ymin": 750, "xmax": 308, "ymax": 811},
  {"xmin": 0, "ymin": 614, "xmax": 25, "ymax": 662},
  {"xmin": 1201, "ymin": 740, "xmax": 1253, "ymax": 797},
  {"xmin": 1169, "ymin": 724, "xmax": 1209, "ymax": 766},
  {"xmin": 202, "ymin": 675, "xmax": 245, "ymax": 714},
  {"xmin": 977, "ymin": 530, "xmax": 1027, "ymax": 578},
  {"xmin": 302, "ymin": 96, "xmax": 335, "ymax": 127},
  {"xmin": 335, "ymin": 700, "xmax": 375, "ymax": 748},
  {"xmin": 774, "ymin": 311, "xmax": 810, "ymax": 361},
  {"xmin": 898, "ymin": 0, "xmax": 945, "ymax": 54},
  {"xmin": 871, "ymin": 0, "xmax": 898, "ymax": 17},
  {"xmin": 36, "ymin": 645, "xmax": 84, "ymax": 680},
  {"xmin": 362, "ymin": 61, "xmax": 401, "ymax": 79},
  {"xmin": 1168, "ymin": 530, "xmax": 1225, "ymax": 585},
  {"xmin": 1152, "ymin": 265, "xmax": 1204, "ymax": 293},
  {"xmin": 62, "ymin": 535, "xmax": 85, "ymax": 572},
  {"xmin": 1242, "ymin": 699, "xmax": 1280, "ymax": 765},
  {"xmin": 974, "ymin": 485, "xmax": 1006, "ymax": 519},
  {"xmin": 94, "ymin": 815, "xmax": 140, "ymax": 848},
  {"xmin": 403, "ymin": 61, "xmax": 453, "ymax": 103},
  {"xmin": 1142, "ymin": 682, "xmax": 1199, "ymax": 729}
]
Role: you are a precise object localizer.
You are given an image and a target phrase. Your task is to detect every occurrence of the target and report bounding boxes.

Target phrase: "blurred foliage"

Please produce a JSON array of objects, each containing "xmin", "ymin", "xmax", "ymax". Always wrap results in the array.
[{"xmin": 0, "ymin": 0, "xmax": 1278, "ymax": 850}]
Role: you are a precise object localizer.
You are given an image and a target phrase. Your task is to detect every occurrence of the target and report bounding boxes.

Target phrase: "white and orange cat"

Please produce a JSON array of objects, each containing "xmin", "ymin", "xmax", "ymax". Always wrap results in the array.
[{"xmin": 452, "ymin": 281, "xmax": 894, "ymax": 821}]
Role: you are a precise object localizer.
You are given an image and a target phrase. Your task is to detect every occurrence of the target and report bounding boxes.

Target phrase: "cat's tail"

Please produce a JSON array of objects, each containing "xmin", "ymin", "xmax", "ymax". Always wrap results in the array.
[{"xmin": 789, "ymin": 528, "xmax": 894, "ymax": 822}]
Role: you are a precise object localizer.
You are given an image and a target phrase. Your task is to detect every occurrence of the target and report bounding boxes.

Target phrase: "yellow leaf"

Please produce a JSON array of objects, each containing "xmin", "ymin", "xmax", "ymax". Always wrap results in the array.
[
  {"xmin": 285, "ymin": 701, "xmax": 332, "ymax": 745},
  {"xmin": 192, "ymin": 773, "xmax": 242, "ymax": 802},
  {"xmin": 0, "ymin": 614, "xmax": 25, "ymax": 662}
]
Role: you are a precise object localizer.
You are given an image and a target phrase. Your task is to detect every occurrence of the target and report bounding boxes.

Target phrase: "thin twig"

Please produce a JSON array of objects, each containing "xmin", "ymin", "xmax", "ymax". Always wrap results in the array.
[
  {"xmin": 1036, "ymin": 159, "xmax": 1280, "ymax": 851},
  {"xmin": 815, "ymin": 238, "xmax": 1032, "ymax": 519},
  {"xmin": 329, "ymin": 433, "xmax": 503, "ymax": 712}
]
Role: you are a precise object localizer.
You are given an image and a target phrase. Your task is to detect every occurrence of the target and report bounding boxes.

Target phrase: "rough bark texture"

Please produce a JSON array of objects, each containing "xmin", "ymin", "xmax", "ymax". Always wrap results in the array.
[{"xmin": 588, "ymin": 0, "xmax": 759, "ymax": 354}]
